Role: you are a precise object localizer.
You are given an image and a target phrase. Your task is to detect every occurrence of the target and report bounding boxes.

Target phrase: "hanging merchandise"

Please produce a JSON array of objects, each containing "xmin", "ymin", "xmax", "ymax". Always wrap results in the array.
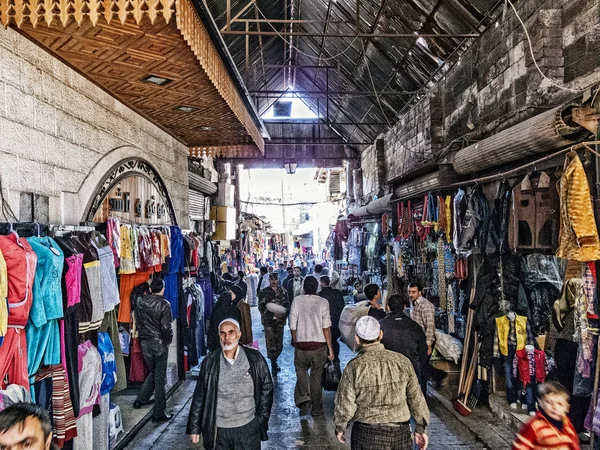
[
  {"xmin": 90, "ymin": 232, "xmax": 120, "ymax": 313},
  {"xmin": 486, "ymin": 180, "xmax": 512, "ymax": 254},
  {"xmin": 73, "ymin": 340, "xmax": 102, "ymax": 450},
  {"xmin": 509, "ymin": 171, "xmax": 559, "ymax": 251},
  {"xmin": 452, "ymin": 189, "xmax": 466, "ymax": 250},
  {"xmin": 26, "ymin": 236, "xmax": 64, "ymax": 393},
  {"xmin": 458, "ymin": 184, "xmax": 488, "ymax": 253},
  {"xmin": 557, "ymin": 152, "xmax": 600, "ymax": 261}
]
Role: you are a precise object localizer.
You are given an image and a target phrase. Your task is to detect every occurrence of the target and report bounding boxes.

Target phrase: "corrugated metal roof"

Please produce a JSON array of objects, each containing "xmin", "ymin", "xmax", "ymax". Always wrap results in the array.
[{"xmin": 204, "ymin": 0, "xmax": 501, "ymax": 151}]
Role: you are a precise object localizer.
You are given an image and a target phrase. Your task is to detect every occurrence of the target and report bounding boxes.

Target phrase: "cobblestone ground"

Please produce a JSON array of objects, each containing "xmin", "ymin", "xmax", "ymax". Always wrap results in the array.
[{"xmin": 125, "ymin": 308, "xmax": 509, "ymax": 450}]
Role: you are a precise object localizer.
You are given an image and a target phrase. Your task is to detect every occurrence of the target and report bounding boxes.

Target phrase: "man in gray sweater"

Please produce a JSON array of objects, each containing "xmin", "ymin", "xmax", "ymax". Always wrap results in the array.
[{"xmin": 188, "ymin": 319, "xmax": 273, "ymax": 449}]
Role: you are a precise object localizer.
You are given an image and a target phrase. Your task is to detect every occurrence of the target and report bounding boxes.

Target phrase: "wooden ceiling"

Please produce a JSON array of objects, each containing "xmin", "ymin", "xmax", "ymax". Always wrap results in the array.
[{"xmin": 1, "ymin": 0, "xmax": 265, "ymax": 152}]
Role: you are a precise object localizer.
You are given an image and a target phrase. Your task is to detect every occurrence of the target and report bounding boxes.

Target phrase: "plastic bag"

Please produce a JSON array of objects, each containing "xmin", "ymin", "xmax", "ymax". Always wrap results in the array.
[
  {"xmin": 434, "ymin": 329, "xmax": 463, "ymax": 364},
  {"xmin": 322, "ymin": 360, "xmax": 341, "ymax": 391},
  {"xmin": 339, "ymin": 301, "xmax": 370, "ymax": 352}
]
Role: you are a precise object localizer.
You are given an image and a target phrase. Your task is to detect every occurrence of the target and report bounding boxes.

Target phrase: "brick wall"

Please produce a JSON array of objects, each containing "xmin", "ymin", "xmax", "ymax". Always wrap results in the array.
[
  {"xmin": 360, "ymin": 0, "xmax": 600, "ymax": 191},
  {"xmin": 0, "ymin": 27, "xmax": 190, "ymax": 227}
]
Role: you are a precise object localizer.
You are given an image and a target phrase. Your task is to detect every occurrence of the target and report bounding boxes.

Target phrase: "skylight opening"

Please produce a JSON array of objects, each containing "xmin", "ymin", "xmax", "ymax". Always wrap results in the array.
[{"xmin": 262, "ymin": 92, "xmax": 319, "ymax": 120}]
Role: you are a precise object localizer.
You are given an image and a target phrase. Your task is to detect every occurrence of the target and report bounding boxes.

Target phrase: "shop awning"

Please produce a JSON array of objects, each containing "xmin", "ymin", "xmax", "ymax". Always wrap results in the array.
[
  {"xmin": 453, "ymin": 104, "xmax": 585, "ymax": 175},
  {"xmin": 348, "ymin": 194, "xmax": 393, "ymax": 218},
  {"xmin": 392, "ymin": 165, "xmax": 459, "ymax": 201},
  {"xmin": 189, "ymin": 172, "xmax": 217, "ymax": 195},
  {"xmin": 292, "ymin": 221, "xmax": 314, "ymax": 236}
]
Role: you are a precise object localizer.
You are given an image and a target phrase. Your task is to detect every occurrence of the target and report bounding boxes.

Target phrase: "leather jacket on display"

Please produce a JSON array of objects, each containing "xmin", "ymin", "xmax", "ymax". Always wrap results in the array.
[
  {"xmin": 135, "ymin": 293, "xmax": 173, "ymax": 344},
  {"xmin": 486, "ymin": 180, "xmax": 512, "ymax": 254},
  {"xmin": 458, "ymin": 185, "xmax": 489, "ymax": 252},
  {"xmin": 186, "ymin": 346, "xmax": 273, "ymax": 449}
]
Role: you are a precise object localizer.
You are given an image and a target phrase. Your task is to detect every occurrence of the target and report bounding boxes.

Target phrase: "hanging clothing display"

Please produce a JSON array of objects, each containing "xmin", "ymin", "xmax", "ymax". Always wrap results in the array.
[{"xmin": 557, "ymin": 153, "xmax": 600, "ymax": 261}]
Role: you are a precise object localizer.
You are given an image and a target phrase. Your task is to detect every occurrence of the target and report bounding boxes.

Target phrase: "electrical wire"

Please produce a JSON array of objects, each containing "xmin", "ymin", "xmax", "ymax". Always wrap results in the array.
[
  {"xmin": 254, "ymin": 3, "xmax": 360, "ymax": 62},
  {"xmin": 505, "ymin": 0, "xmax": 577, "ymax": 93},
  {"xmin": 0, "ymin": 176, "xmax": 17, "ymax": 222},
  {"xmin": 241, "ymin": 200, "xmax": 326, "ymax": 206}
]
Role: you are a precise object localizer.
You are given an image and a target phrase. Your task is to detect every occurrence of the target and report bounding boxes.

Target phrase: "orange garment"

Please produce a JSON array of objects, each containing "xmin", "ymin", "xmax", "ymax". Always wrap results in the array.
[{"xmin": 117, "ymin": 269, "xmax": 153, "ymax": 323}]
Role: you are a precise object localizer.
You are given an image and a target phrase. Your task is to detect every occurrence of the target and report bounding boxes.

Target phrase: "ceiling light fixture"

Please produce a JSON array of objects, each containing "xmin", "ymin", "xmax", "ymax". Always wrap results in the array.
[
  {"xmin": 174, "ymin": 105, "xmax": 198, "ymax": 113},
  {"xmin": 283, "ymin": 162, "xmax": 298, "ymax": 175},
  {"xmin": 198, "ymin": 126, "xmax": 214, "ymax": 131},
  {"xmin": 141, "ymin": 75, "xmax": 172, "ymax": 86}
]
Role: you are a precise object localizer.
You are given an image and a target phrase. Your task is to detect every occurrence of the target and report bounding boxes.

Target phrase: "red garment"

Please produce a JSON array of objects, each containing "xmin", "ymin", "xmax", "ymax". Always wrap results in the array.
[
  {"xmin": 513, "ymin": 412, "xmax": 579, "ymax": 450},
  {"xmin": 0, "ymin": 233, "xmax": 37, "ymax": 326},
  {"xmin": 515, "ymin": 348, "xmax": 547, "ymax": 385},
  {"xmin": 0, "ymin": 328, "xmax": 29, "ymax": 391},
  {"xmin": 129, "ymin": 337, "xmax": 148, "ymax": 383}
]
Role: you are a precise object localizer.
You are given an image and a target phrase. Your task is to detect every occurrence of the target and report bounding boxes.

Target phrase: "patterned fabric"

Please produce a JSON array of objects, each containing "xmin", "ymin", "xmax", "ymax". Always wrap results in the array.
[
  {"xmin": 412, "ymin": 296, "xmax": 436, "ymax": 347},
  {"xmin": 437, "ymin": 238, "xmax": 446, "ymax": 309},
  {"xmin": 584, "ymin": 263, "xmax": 598, "ymax": 318},
  {"xmin": 36, "ymin": 364, "xmax": 77, "ymax": 448},
  {"xmin": 447, "ymin": 284, "xmax": 455, "ymax": 334},
  {"xmin": 333, "ymin": 344, "xmax": 429, "ymax": 435},
  {"xmin": 351, "ymin": 421, "xmax": 413, "ymax": 450},
  {"xmin": 512, "ymin": 412, "xmax": 579, "ymax": 450}
]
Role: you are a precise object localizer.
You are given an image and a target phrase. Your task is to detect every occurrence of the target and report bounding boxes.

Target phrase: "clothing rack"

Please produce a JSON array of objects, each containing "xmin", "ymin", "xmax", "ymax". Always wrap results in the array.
[
  {"xmin": 0, "ymin": 222, "xmax": 49, "ymax": 237},
  {"xmin": 49, "ymin": 224, "xmax": 96, "ymax": 236}
]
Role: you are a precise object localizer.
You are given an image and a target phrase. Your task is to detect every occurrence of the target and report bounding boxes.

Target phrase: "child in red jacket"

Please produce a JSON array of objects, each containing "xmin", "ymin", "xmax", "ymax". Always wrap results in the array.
[{"xmin": 512, "ymin": 382, "xmax": 580, "ymax": 450}]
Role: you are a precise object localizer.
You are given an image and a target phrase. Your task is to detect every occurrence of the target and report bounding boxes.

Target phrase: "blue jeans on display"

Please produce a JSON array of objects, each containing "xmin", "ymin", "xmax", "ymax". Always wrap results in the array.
[
  {"xmin": 502, "ymin": 345, "xmax": 536, "ymax": 412},
  {"xmin": 503, "ymin": 345, "xmax": 518, "ymax": 404}
]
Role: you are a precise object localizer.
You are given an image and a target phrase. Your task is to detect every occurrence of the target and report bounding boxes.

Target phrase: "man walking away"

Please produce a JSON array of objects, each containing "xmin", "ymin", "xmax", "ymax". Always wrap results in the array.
[
  {"xmin": 318, "ymin": 275, "xmax": 345, "ymax": 363},
  {"xmin": 334, "ymin": 316, "xmax": 429, "ymax": 450},
  {"xmin": 247, "ymin": 269, "xmax": 259, "ymax": 307},
  {"xmin": 364, "ymin": 284, "xmax": 386, "ymax": 320},
  {"xmin": 236, "ymin": 271, "xmax": 248, "ymax": 300},
  {"xmin": 134, "ymin": 278, "xmax": 173, "ymax": 422},
  {"xmin": 257, "ymin": 267, "xmax": 269, "ymax": 295},
  {"xmin": 187, "ymin": 319, "xmax": 273, "ymax": 450},
  {"xmin": 408, "ymin": 282, "xmax": 436, "ymax": 395},
  {"xmin": 258, "ymin": 273, "xmax": 290, "ymax": 374},
  {"xmin": 313, "ymin": 264, "xmax": 324, "ymax": 279},
  {"xmin": 289, "ymin": 276, "xmax": 334, "ymax": 417},
  {"xmin": 230, "ymin": 285, "xmax": 253, "ymax": 346},
  {"xmin": 380, "ymin": 294, "xmax": 427, "ymax": 384}
]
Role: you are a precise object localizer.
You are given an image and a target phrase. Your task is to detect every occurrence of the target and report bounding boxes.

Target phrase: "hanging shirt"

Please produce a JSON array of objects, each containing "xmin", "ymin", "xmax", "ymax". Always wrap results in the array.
[{"xmin": 90, "ymin": 233, "xmax": 120, "ymax": 313}]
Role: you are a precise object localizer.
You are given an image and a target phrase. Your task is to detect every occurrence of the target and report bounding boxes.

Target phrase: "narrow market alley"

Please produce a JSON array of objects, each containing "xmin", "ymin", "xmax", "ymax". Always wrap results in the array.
[{"xmin": 125, "ymin": 309, "xmax": 515, "ymax": 450}]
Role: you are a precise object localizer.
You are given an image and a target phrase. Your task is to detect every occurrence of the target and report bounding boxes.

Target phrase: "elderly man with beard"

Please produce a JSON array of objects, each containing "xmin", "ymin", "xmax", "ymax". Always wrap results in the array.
[{"xmin": 187, "ymin": 319, "xmax": 273, "ymax": 450}]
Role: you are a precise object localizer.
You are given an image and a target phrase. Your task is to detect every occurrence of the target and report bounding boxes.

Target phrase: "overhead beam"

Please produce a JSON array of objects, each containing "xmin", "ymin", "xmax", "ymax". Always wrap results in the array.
[
  {"xmin": 249, "ymin": 90, "xmax": 414, "ymax": 96},
  {"xmin": 220, "ymin": 31, "xmax": 479, "ymax": 38}
]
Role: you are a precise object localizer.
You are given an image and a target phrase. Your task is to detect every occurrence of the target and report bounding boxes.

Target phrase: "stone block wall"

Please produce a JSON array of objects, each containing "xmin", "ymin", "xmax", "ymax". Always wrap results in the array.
[
  {"xmin": 0, "ymin": 26, "xmax": 190, "ymax": 227},
  {"xmin": 359, "ymin": 0, "xmax": 600, "ymax": 195}
]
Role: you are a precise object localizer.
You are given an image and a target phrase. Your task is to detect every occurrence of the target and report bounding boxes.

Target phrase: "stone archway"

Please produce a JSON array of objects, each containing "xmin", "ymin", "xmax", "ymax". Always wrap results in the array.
[{"xmin": 62, "ymin": 145, "xmax": 178, "ymax": 226}]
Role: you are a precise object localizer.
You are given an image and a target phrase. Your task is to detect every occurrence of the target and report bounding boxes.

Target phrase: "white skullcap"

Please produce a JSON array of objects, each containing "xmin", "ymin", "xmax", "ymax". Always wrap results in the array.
[
  {"xmin": 219, "ymin": 318, "xmax": 241, "ymax": 331},
  {"xmin": 355, "ymin": 316, "xmax": 381, "ymax": 341}
]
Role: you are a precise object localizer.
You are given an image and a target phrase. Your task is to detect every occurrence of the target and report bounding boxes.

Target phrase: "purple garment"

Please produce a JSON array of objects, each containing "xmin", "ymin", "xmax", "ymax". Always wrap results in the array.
[{"xmin": 197, "ymin": 278, "xmax": 214, "ymax": 320}]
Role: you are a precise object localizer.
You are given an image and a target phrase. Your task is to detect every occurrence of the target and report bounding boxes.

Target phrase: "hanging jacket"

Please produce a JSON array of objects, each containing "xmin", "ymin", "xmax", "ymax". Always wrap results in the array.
[
  {"xmin": 459, "ymin": 185, "xmax": 488, "ymax": 252},
  {"xmin": 515, "ymin": 348, "xmax": 547, "ymax": 385},
  {"xmin": 495, "ymin": 314, "xmax": 528, "ymax": 357},
  {"xmin": 452, "ymin": 189, "xmax": 467, "ymax": 249},
  {"xmin": 0, "ymin": 250, "xmax": 7, "ymax": 345},
  {"xmin": 509, "ymin": 171, "xmax": 559, "ymax": 251},
  {"xmin": 486, "ymin": 180, "xmax": 512, "ymax": 254},
  {"xmin": 0, "ymin": 233, "xmax": 37, "ymax": 327},
  {"xmin": 557, "ymin": 153, "xmax": 600, "ymax": 261}
]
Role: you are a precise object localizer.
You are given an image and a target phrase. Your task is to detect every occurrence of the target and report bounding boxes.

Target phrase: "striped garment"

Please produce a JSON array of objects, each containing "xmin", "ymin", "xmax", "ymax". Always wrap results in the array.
[
  {"xmin": 36, "ymin": 365, "xmax": 78, "ymax": 447},
  {"xmin": 512, "ymin": 412, "xmax": 579, "ymax": 450}
]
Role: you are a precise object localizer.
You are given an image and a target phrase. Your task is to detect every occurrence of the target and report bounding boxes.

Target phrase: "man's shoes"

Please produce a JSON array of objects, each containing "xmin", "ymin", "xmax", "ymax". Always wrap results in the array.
[
  {"xmin": 270, "ymin": 360, "xmax": 280, "ymax": 374},
  {"xmin": 133, "ymin": 399, "xmax": 154, "ymax": 409},
  {"xmin": 152, "ymin": 413, "xmax": 173, "ymax": 423},
  {"xmin": 299, "ymin": 402, "xmax": 310, "ymax": 416}
]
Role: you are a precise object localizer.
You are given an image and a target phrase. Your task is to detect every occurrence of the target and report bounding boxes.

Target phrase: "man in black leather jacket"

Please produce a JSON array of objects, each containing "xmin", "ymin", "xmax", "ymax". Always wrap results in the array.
[
  {"xmin": 133, "ymin": 278, "xmax": 173, "ymax": 422},
  {"xmin": 187, "ymin": 319, "xmax": 273, "ymax": 450}
]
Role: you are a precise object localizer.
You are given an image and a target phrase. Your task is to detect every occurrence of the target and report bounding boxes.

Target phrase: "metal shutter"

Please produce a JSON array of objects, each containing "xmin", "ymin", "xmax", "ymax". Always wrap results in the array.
[{"xmin": 189, "ymin": 190, "xmax": 206, "ymax": 220}]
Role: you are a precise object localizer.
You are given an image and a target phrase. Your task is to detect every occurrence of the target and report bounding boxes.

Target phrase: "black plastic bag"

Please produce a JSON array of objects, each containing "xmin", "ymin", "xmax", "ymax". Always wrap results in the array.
[{"xmin": 323, "ymin": 360, "xmax": 341, "ymax": 391}]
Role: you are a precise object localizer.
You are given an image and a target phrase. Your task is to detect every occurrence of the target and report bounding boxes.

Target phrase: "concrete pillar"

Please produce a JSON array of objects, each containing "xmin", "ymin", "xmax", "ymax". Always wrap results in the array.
[
  {"xmin": 375, "ymin": 138, "xmax": 386, "ymax": 195},
  {"xmin": 346, "ymin": 160, "xmax": 355, "ymax": 203}
]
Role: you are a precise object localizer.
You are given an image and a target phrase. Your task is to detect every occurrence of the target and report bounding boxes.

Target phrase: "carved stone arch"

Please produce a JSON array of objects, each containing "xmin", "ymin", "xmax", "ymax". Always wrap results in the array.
[{"xmin": 76, "ymin": 145, "xmax": 178, "ymax": 225}]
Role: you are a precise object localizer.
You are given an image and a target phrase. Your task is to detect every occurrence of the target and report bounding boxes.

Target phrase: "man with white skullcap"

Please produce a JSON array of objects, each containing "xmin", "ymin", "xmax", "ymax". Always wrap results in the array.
[
  {"xmin": 333, "ymin": 316, "xmax": 430, "ymax": 450},
  {"xmin": 187, "ymin": 318, "xmax": 273, "ymax": 450}
]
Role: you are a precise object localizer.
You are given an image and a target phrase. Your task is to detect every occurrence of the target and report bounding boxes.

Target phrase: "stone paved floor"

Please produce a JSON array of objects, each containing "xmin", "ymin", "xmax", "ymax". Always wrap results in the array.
[{"xmin": 125, "ymin": 308, "xmax": 512, "ymax": 450}]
